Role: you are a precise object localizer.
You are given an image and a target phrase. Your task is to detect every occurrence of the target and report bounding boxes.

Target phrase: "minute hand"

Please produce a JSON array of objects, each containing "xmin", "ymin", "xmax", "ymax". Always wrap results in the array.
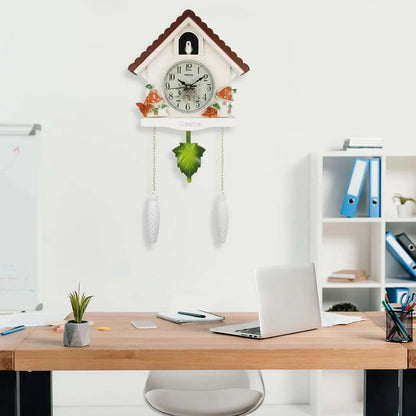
[{"xmin": 190, "ymin": 75, "xmax": 206, "ymax": 86}]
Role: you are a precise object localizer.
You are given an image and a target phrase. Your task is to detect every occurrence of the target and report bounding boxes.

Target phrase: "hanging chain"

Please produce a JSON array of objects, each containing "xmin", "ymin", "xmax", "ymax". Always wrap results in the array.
[
  {"xmin": 220, "ymin": 127, "xmax": 224, "ymax": 192},
  {"xmin": 152, "ymin": 127, "xmax": 156, "ymax": 194}
]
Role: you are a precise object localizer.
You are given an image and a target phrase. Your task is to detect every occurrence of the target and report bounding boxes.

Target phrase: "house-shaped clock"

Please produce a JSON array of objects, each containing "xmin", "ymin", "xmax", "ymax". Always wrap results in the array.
[
  {"xmin": 129, "ymin": 10, "xmax": 250, "ymax": 245},
  {"xmin": 128, "ymin": 9, "xmax": 250, "ymax": 131}
]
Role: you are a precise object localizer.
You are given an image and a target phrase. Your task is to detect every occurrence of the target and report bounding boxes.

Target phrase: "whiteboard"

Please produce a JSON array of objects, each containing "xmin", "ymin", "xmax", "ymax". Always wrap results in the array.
[{"xmin": 0, "ymin": 124, "xmax": 41, "ymax": 311}]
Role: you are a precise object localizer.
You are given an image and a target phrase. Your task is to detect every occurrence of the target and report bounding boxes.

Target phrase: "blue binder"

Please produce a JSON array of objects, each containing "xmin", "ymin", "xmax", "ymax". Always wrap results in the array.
[
  {"xmin": 368, "ymin": 158, "xmax": 380, "ymax": 217},
  {"xmin": 340, "ymin": 158, "xmax": 369, "ymax": 217},
  {"xmin": 386, "ymin": 231, "xmax": 416, "ymax": 279}
]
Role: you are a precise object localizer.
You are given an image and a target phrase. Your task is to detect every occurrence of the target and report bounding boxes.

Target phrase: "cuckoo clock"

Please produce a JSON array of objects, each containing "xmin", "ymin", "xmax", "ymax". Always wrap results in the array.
[{"xmin": 128, "ymin": 9, "xmax": 250, "ymax": 245}]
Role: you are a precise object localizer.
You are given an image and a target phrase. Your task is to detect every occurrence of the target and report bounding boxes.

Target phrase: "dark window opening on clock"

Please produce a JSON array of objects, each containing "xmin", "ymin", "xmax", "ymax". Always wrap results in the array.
[{"xmin": 179, "ymin": 32, "xmax": 199, "ymax": 55}]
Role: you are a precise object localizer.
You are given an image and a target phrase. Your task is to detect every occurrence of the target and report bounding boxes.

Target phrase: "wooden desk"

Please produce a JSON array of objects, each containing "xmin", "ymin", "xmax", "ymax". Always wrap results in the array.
[
  {"xmin": 1, "ymin": 312, "xmax": 412, "ymax": 416},
  {"xmin": 0, "ymin": 326, "xmax": 34, "ymax": 370},
  {"xmin": 14, "ymin": 312, "xmax": 406, "ymax": 371}
]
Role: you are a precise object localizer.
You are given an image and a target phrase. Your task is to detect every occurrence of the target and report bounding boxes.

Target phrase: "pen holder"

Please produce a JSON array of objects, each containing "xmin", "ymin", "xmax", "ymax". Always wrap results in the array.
[{"xmin": 385, "ymin": 308, "xmax": 413, "ymax": 343}]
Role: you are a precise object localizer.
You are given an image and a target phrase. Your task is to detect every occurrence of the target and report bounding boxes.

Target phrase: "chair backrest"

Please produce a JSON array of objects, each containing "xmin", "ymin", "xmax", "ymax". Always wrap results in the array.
[
  {"xmin": 144, "ymin": 370, "xmax": 265, "ymax": 416},
  {"xmin": 145, "ymin": 370, "xmax": 263, "ymax": 392}
]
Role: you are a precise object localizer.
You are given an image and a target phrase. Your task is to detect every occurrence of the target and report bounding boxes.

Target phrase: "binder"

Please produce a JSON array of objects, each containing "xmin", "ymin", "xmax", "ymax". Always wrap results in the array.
[
  {"xmin": 396, "ymin": 232, "xmax": 416, "ymax": 262},
  {"xmin": 340, "ymin": 158, "xmax": 369, "ymax": 217},
  {"xmin": 368, "ymin": 158, "xmax": 380, "ymax": 217},
  {"xmin": 385, "ymin": 231, "xmax": 416, "ymax": 279}
]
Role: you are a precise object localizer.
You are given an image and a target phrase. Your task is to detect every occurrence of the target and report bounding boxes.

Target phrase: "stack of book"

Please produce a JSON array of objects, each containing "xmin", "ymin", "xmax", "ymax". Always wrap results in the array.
[
  {"xmin": 328, "ymin": 269, "xmax": 367, "ymax": 283},
  {"xmin": 343, "ymin": 137, "xmax": 383, "ymax": 150},
  {"xmin": 386, "ymin": 232, "xmax": 416, "ymax": 279}
]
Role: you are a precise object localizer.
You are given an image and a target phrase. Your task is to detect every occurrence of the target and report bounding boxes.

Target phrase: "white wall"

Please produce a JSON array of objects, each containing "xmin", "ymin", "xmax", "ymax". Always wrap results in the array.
[{"xmin": 2, "ymin": 0, "xmax": 416, "ymax": 409}]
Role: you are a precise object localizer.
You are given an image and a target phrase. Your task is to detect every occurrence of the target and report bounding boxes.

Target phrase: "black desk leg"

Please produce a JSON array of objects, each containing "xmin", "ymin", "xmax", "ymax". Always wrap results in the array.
[
  {"xmin": 0, "ymin": 371, "xmax": 18, "ymax": 416},
  {"xmin": 0, "ymin": 371, "xmax": 52, "ymax": 416},
  {"xmin": 19, "ymin": 371, "xmax": 52, "ymax": 416},
  {"xmin": 365, "ymin": 370, "xmax": 400, "ymax": 416},
  {"xmin": 402, "ymin": 369, "xmax": 416, "ymax": 416}
]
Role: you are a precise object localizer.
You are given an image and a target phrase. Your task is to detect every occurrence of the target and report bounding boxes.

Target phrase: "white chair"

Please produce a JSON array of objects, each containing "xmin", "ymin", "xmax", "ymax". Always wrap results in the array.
[{"xmin": 143, "ymin": 370, "xmax": 265, "ymax": 416}]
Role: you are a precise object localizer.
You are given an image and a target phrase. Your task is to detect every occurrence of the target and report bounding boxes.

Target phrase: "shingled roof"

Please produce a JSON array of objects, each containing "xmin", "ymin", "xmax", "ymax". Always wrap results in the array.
[{"xmin": 128, "ymin": 9, "xmax": 250, "ymax": 76}]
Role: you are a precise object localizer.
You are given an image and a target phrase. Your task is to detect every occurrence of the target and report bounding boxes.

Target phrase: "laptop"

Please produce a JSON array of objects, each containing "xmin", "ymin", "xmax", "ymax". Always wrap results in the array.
[{"xmin": 211, "ymin": 263, "xmax": 321, "ymax": 339}]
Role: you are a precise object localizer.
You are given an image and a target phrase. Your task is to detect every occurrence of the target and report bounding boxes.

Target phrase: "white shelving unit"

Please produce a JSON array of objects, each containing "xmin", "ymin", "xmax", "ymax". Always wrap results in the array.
[
  {"xmin": 311, "ymin": 151, "xmax": 416, "ymax": 311},
  {"xmin": 308, "ymin": 151, "xmax": 416, "ymax": 416}
]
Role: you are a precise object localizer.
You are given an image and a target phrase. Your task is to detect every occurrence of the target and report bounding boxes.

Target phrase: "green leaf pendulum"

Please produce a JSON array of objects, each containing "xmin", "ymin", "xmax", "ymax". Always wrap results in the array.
[
  {"xmin": 215, "ymin": 128, "xmax": 229, "ymax": 244},
  {"xmin": 146, "ymin": 127, "xmax": 160, "ymax": 245},
  {"xmin": 172, "ymin": 130, "xmax": 205, "ymax": 183}
]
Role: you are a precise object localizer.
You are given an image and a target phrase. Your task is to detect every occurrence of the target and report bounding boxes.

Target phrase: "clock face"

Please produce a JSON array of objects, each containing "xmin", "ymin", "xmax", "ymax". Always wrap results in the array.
[{"xmin": 163, "ymin": 60, "xmax": 216, "ymax": 114}]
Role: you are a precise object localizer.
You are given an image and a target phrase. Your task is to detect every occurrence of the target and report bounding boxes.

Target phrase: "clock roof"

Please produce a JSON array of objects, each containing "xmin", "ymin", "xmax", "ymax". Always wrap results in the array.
[{"xmin": 128, "ymin": 9, "xmax": 250, "ymax": 77}]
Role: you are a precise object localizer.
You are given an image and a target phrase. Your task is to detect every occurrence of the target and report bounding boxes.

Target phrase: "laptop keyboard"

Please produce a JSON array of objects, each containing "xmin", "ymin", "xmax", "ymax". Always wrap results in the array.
[{"xmin": 236, "ymin": 327, "xmax": 261, "ymax": 335}]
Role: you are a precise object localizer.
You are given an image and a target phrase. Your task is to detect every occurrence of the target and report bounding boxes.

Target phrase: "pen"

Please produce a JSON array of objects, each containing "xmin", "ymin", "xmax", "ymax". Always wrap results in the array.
[
  {"xmin": 178, "ymin": 311, "xmax": 206, "ymax": 318},
  {"xmin": 199, "ymin": 310, "xmax": 225, "ymax": 320},
  {"xmin": 1, "ymin": 325, "xmax": 25, "ymax": 336}
]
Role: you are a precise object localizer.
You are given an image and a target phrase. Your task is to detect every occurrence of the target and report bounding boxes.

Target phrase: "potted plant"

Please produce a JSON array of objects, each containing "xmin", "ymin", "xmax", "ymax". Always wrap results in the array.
[
  {"xmin": 64, "ymin": 284, "xmax": 93, "ymax": 347},
  {"xmin": 392, "ymin": 193, "xmax": 416, "ymax": 218}
]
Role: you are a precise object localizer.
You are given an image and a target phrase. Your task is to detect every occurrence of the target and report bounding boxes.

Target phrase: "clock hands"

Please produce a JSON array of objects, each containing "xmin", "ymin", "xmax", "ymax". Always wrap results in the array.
[
  {"xmin": 190, "ymin": 74, "xmax": 206, "ymax": 86},
  {"xmin": 176, "ymin": 75, "xmax": 206, "ymax": 90}
]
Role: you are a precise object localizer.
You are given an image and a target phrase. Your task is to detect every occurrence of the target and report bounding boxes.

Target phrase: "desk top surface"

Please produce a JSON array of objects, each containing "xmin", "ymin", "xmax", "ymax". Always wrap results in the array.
[
  {"xmin": 0, "ymin": 326, "xmax": 36, "ymax": 370},
  {"xmin": 398, "ymin": 315, "xmax": 416, "ymax": 368},
  {"xmin": 365, "ymin": 311, "xmax": 416, "ymax": 369},
  {"xmin": 12, "ymin": 312, "xmax": 407, "ymax": 371}
]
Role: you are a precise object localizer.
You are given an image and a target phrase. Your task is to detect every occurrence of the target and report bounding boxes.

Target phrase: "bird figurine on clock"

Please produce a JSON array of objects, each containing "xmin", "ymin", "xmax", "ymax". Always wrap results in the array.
[{"xmin": 128, "ymin": 9, "xmax": 249, "ymax": 245}]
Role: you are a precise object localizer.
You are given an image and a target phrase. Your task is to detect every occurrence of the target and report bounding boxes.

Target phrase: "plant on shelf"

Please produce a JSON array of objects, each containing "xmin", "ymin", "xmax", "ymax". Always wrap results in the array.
[
  {"xmin": 393, "ymin": 193, "xmax": 416, "ymax": 218},
  {"xmin": 392, "ymin": 193, "xmax": 416, "ymax": 205},
  {"xmin": 64, "ymin": 284, "xmax": 94, "ymax": 347},
  {"xmin": 326, "ymin": 302, "xmax": 359, "ymax": 312}
]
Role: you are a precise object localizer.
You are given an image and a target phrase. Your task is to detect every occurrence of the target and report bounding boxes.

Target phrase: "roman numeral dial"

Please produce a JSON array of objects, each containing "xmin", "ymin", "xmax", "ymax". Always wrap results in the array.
[{"xmin": 163, "ymin": 60, "xmax": 215, "ymax": 114}]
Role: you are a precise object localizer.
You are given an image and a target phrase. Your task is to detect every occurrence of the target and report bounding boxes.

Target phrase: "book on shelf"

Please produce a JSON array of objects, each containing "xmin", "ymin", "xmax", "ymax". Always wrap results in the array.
[
  {"xmin": 327, "ymin": 269, "xmax": 367, "ymax": 283},
  {"xmin": 343, "ymin": 137, "xmax": 383, "ymax": 150}
]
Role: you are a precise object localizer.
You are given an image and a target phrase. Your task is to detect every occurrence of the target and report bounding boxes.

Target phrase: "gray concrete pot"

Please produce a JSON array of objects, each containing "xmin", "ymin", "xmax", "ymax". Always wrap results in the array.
[{"xmin": 64, "ymin": 320, "xmax": 90, "ymax": 347}]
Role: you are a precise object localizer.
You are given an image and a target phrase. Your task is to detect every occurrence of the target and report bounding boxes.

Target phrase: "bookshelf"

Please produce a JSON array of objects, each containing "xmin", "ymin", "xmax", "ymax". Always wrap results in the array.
[
  {"xmin": 309, "ymin": 151, "xmax": 416, "ymax": 416},
  {"xmin": 311, "ymin": 151, "xmax": 416, "ymax": 312}
]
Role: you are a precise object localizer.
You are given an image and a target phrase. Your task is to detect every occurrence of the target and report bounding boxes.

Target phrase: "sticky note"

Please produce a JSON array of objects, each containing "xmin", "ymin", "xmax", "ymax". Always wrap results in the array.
[{"xmin": 97, "ymin": 326, "xmax": 111, "ymax": 331}]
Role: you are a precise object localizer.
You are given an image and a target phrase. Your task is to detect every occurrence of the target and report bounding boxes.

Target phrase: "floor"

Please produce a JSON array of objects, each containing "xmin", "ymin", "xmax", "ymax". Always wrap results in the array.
[{"xmin": 53, "ymin": 404, "xmax": 363, "ymax": 416}]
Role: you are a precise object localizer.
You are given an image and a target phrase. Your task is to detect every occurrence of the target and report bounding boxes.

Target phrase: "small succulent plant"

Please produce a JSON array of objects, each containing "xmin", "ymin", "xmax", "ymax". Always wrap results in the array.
[{"xmin": 68, "ymin": 284, "xmax": 93, "ymax": 323}]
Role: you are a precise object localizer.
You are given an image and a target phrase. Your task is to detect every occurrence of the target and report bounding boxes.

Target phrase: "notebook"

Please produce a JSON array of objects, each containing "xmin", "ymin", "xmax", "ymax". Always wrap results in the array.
[
  {"xmin": 211, "ymin": 263, "xmax": 321, "ymax": 339},
  {"xmin": 157, "ymin": 310, "xmax": 225, "ymax": 324}
]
